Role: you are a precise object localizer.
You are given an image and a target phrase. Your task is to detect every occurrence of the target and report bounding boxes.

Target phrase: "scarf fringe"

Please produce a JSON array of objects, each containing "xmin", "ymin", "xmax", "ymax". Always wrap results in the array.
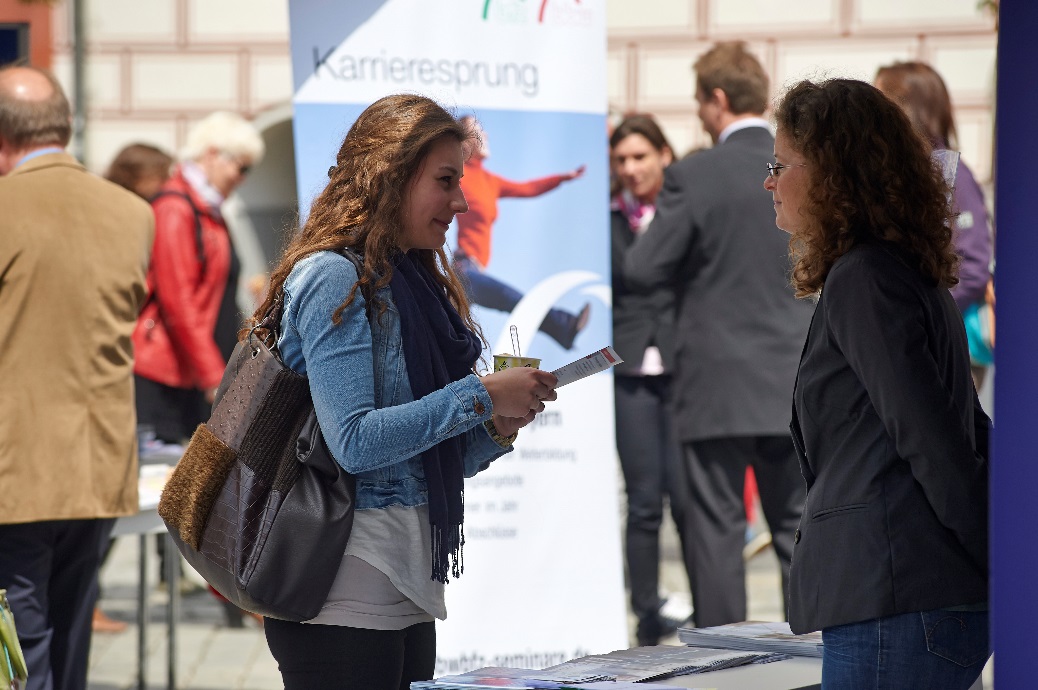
[{"xmin": 431, "ymin": 523, "xmax": 465, "ymax": 584}]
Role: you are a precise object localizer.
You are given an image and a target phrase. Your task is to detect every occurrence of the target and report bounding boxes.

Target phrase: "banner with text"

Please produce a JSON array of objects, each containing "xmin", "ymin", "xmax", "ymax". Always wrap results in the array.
[{"xmin": 288, "ymin": 0, "xmax": 626, "ymax": 673}]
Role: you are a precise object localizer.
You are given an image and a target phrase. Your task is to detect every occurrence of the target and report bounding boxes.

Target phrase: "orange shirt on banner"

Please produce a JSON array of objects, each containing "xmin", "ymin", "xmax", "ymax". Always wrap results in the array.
[{"xmin": 456, "ymin": 157, "xmax": 568, "ymax": 268}]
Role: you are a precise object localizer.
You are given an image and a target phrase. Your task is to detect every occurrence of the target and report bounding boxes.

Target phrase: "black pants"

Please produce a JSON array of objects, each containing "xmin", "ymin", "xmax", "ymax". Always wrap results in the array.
[
  {"xmin": 264, "ymin": 618, "xmax": 436, "ymax": 690},
  {"xmin": 614, "ymin": 375, "xmax": 690, "ymax": 644},
  {"xmin": 134, "ymin": 374, "xmax": 208, "ymax": 444},
  {"xmin": 680, "ymin": 435, "xmax": 805, "ymax": 628},
  {"xmin": 0, "ymin": 518, "xmax": 115, "ymax": 690},
  {"xmin": 136, "ymin": 374, "xmax": 202, "ymax": 579}
]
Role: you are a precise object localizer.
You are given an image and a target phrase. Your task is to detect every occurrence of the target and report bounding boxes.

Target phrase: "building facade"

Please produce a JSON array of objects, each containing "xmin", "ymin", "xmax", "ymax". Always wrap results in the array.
[{"xmin": 0, "ymin": 0, "xmax": 998, "ymax": 278}]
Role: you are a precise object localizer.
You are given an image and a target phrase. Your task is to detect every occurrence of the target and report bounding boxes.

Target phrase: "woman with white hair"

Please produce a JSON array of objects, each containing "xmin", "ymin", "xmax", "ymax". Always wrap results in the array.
[
  {"xmin": 133, "ymin": 111, "xmax": 264, "ymax": 452},
  {"xmin": 132, "ymin": 112, "xmax": 265, "ymax": 625}
]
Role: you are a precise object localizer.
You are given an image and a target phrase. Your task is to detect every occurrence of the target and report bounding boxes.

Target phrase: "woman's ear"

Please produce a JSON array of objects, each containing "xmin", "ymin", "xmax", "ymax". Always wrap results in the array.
[{"xmin": 662, "ymin": 147, "xmax": 674, "ymax": 167}]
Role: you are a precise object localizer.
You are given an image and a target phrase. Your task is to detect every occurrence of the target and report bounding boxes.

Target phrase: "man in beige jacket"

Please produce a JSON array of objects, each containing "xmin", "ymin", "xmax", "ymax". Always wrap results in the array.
[{"xmin": 0, "ymin": 65, "xmax": 154, "ymax": 690}]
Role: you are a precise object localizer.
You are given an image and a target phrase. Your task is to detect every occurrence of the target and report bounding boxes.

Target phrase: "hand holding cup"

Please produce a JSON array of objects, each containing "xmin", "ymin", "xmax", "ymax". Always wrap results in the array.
[{"xmin": 481, "ymin": 364, "xmax": 557, "ymax": 418}]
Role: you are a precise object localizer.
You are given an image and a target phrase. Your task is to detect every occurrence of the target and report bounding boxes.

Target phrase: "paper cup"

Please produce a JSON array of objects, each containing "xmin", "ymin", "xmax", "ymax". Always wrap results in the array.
[{"xmin": 493, "ymin": 353, "xmax": 542, "ymax": 371}]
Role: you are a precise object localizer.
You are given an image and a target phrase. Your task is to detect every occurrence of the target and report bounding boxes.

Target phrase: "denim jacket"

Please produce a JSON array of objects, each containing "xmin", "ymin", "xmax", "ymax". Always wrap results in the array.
[{"xmin": 278, "ymin": 251, "xmax": 510, "ymax": 510}]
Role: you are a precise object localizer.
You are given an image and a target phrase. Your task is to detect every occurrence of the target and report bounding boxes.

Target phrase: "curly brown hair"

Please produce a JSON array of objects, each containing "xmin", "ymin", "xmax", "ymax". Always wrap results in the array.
[
  {"xmin": 773, "ymin": 79, "xmax": 958, "ymax": 297},
  {"xmin": 252, "ymin": 94, "xmax": 480, "ymax": 340}
]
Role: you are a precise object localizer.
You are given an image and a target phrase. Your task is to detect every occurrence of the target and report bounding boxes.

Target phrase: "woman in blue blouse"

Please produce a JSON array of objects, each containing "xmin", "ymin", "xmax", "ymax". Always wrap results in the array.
[{"xmin": 256, "ymin": 94, "xmax": 558, "ymax": 690}]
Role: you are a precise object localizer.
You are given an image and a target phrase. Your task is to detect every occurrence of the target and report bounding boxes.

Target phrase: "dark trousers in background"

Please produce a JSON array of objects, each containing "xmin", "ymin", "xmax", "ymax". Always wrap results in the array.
[
  {"xmin": 136, "ymin": 373, "xmax": 206, "ymax": 582},
  {"xmin": 264, "ymin": 618, "xmax": 435, "ymax": 690},
  {"xmin": 0, "ymin": 518, "xmax": 116, "ymax": 690},
  {"xmin": 680, "ymin": 435, "xmax": 805, "ymax": 628},
  {"xmin": 614, "ymin": 374, "xmax": 690, "ymax": 644},
  {"xmin": 134, "ymin": 374, "xmax": 207, "ymax": 445}
]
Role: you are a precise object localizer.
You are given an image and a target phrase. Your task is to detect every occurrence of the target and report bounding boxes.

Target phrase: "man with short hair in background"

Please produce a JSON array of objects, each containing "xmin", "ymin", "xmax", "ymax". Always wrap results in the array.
[
  {"xmin": 0, "ymin": 65, "xmax": 154, "ymax": 690},
  {"xmin": 624, "ymin": 42, "xmax": 813, "ymax": 628}
]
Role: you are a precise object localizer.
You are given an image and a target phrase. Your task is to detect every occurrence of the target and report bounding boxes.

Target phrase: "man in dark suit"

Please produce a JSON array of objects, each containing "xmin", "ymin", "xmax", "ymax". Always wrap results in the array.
[{"xmin": 623, "ymin": 42, "xmax": 813, "ymax": 628}]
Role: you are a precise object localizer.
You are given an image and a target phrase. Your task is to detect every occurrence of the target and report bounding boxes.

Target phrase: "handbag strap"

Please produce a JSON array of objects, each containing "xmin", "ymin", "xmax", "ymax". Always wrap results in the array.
[{"xmin": 138, "ymin": 190, "xmax": 207, "ymax": 317}]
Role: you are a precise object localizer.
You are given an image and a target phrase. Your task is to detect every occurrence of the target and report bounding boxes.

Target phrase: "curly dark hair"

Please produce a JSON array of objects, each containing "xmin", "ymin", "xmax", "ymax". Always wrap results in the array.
[
  {"xmin": 774, "ymin": 79, "xmax": 958, "ymax": 297},
  {"xmin": 252, "ymin": 94, "xmax": 480, "ymax": 341}
]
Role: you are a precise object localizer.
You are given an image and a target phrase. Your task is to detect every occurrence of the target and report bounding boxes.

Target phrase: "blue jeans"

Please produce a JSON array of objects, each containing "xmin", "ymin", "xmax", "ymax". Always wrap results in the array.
[{"xmin": 822, "ymin": 609, "xmax": 989, "ymax": 689}]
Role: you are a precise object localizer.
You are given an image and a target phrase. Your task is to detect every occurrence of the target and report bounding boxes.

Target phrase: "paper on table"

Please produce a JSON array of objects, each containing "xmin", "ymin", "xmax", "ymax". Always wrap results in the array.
[
  {"xmin": 409, "ymin": 665, "xmax": 679, "ymax": 689},
  {"xmin": 138, "ymin": 463, "xmax": 174, "ymax": 511},
  {"xmin": 550, "ymin": 346, "xmax": 623, "ymax": 387},
  {"xmin": 677, "ymin": 620, "xmax": 823, "ymax": 658},
  {"xmin": 540, "ymin": 645, "xmax": 777, "ymax": 682}
]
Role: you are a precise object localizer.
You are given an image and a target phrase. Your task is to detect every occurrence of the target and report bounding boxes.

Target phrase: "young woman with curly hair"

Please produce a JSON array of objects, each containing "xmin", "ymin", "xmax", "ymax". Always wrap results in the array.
[
  {"xmin": 257, "ymin": 94, "xmax": 558, "ymax": 689},
  {"xmin": 765, "ymin": 79, "xmax": 990, "ymax": 689}
]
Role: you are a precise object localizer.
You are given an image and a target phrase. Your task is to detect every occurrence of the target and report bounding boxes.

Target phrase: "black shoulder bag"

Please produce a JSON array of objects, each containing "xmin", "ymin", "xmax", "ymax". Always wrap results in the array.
[{"xmin": 158, "ymin": 249, "xmax": 365, "ymax": 621}]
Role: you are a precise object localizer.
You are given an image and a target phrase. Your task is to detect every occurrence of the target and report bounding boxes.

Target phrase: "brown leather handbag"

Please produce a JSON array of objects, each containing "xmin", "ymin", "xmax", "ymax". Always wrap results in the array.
[{"xmin": 158, "ymin": 270, "xmax": 358, "ymax": 622}]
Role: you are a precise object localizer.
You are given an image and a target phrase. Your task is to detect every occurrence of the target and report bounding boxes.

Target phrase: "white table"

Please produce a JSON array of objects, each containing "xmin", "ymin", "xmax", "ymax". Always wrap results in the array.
[{"xmin": 113, "ymin": 450, "xmax": 183, "ymax": 690}]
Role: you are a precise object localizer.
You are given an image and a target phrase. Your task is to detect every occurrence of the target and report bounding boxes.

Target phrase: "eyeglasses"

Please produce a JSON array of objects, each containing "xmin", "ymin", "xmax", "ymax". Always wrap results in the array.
[
  {"xmin": 766, "ymin": 162, "xmax": 806, "ymax": 178},
  {"xmin": 221, "ymin": 152, "xmax": 252, "ymax": 176}
]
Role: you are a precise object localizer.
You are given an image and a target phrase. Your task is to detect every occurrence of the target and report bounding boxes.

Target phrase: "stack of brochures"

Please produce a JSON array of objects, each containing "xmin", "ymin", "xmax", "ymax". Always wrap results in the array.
[
  {"xmin": 677, "ymin": 620, "xmax": 823, "ymax": 658},
  {"xmin": 409, "ymin": 665, "xmax": 672, "ymax": 689},
  {"xmin": 541, "ymin": 645, "xmax": 785, "ymax": 683},
  {"xmin": 409, "ymin": 642, "xmax": 786, "ymax": 689}
]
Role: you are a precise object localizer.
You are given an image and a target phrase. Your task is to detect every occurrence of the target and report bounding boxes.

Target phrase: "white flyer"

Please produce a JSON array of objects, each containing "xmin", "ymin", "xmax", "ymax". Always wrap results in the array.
[{"xmin": 551, "ymin": 346, "xmax": 623, "ymax": 387}]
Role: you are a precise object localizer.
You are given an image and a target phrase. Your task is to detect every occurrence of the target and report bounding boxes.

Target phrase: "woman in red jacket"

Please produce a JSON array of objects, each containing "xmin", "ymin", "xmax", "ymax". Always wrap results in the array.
[
  {"xmin": 133, "ymin": 111, "xmax": 264, "ymax": 442},
  {"xmin": 132, "ymin": 111, "xmax": 265, "ymax": 626}
]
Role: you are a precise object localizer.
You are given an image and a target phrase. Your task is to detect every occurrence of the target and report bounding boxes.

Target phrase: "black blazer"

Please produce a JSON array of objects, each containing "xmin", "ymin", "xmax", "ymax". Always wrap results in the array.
[
  {"xmin": 623, "ymin": 127, "xmax": 814, "ymax": 441},
  {"xmin": 610, "ymin": 209, "xmax": 676, "ymax": 376},
  {"xmin": 788, "ymin": 243, "xmax": 989, "ymax": 634}
]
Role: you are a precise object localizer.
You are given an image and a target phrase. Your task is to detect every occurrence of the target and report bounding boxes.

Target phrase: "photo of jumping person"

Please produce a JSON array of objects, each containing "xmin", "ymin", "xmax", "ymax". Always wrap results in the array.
[{"xmin": 454, "ymin": 115, "xmax": 589, "ymax": 350}]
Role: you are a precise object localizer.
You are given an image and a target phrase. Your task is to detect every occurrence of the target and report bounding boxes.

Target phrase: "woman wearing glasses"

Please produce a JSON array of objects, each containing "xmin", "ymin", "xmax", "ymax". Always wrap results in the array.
[
  {"xmin": 133, "ymin": 111, "xmax": 264, "ymax": 437},
  {"xmin": 131, "ymin": 113, "xmax": 265, "ymax": 625},
  {"xmin": 765, "ymin": 79, "xmax": 990, "ymax": 689}
]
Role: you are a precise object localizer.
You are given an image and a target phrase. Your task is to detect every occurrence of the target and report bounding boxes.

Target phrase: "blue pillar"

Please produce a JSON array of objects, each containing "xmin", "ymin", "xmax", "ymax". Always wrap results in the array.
[{"xmin": 991, "ymin": 2, "xmax": 1038, "ymax": 687}]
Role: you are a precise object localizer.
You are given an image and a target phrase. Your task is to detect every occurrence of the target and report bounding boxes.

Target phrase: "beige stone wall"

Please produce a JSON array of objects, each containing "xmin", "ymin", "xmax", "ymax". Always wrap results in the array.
[
  {"xmin": 607, "ymin": 0, "xmax": 998, "ymax": 181},
  {"xmin": 49, "ymin": 0, "xmax": 292, "ymax": 171},
  {"xmin": 51, "ymin": 0, "xmax": 997, "ymax": 181}
]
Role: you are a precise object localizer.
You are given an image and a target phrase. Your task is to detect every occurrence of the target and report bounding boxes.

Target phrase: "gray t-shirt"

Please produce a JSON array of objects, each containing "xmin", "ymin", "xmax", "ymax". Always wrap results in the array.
[{"xmin": 305, "ymin": 502, "xmax": 444, "ymax": 629}]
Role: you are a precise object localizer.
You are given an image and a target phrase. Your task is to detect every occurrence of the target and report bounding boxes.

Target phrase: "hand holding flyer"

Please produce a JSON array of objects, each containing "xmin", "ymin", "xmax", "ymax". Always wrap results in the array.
[{"xmin": 551, "ymin": 346, "xmax": 624, "ymax": 387}]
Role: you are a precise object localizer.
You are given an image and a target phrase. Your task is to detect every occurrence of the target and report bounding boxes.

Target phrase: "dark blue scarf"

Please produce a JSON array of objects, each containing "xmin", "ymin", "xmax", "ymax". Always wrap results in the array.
[{"xmin": 390, "ymin": 252, "xmax": 483, "ymax": 582}]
